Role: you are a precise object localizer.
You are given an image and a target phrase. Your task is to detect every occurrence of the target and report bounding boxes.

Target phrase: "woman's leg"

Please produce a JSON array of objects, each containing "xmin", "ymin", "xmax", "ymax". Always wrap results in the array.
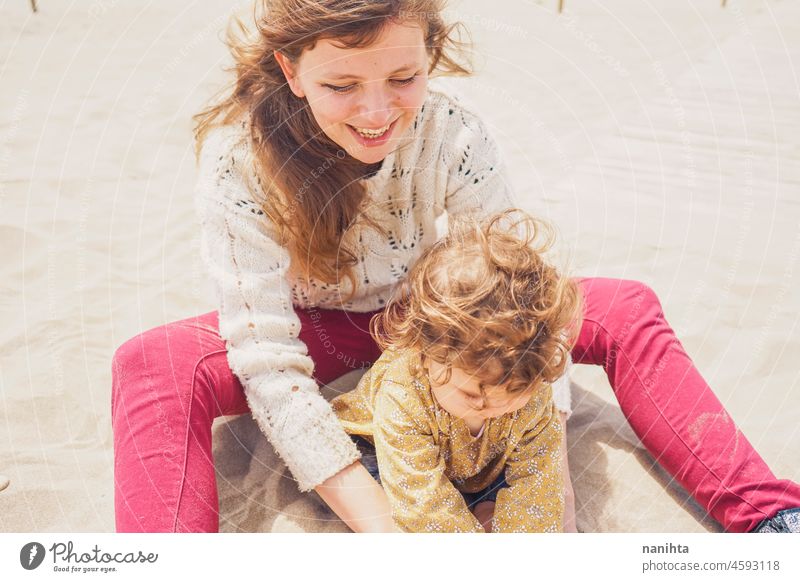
[
  {"xmin": 571, "ymin": 277, "xmax": 800, "ymax": 532},
  {"xmin": 111, "ymin": 308, "xmax": 382, "ymax": 532}
]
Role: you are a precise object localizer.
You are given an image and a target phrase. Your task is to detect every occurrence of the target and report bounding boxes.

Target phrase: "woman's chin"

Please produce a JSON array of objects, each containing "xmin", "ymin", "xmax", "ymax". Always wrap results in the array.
[{"xmin": 346, "ymin": 147, "xmax": 389, "ymax": 165}]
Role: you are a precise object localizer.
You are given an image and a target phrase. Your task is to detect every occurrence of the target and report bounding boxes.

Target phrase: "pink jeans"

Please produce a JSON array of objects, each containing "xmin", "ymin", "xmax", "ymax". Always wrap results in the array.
[{"xmin": 111, "ymin": 277, "xmax": 800, "ymax": 532}]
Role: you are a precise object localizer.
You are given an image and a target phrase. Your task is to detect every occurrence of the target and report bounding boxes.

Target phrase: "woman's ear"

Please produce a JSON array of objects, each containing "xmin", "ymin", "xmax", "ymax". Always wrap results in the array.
[{"xmin": 274, "ymin": 51, "xmax": 305, "ymax": 98}]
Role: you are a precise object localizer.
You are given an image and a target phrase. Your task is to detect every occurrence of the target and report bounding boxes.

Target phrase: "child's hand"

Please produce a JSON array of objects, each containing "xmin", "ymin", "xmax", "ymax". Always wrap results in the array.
[{"xmin": 471, "ymin": 501, "xmax": 495, "ymax": 533}]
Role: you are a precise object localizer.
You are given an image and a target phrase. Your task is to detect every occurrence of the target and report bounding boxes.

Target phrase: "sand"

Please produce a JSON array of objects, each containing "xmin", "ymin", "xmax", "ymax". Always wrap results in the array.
[{"xmin": 1, "ymin": 0, "xmax": 798, "ymax": 532}]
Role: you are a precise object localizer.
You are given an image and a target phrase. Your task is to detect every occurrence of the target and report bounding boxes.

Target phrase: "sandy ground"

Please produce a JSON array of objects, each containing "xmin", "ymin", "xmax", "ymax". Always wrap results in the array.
[{"xmin": 1, "ymin": 0, "xmax": 798, "ymax": 532}]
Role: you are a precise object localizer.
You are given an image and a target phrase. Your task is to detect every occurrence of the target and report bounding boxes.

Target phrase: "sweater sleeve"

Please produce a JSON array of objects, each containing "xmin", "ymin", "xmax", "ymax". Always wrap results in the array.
[{"xmin": 195, "ymin": 123, "xmax": 360, "ymax": 491}]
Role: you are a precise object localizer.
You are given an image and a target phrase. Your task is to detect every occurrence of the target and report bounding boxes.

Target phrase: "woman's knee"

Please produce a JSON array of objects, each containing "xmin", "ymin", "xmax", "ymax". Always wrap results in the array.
[
  {"xmin": 579, "ymin": 278, "xmax": 664, "ymax": 353},
  {"xmin": 111, "ymin": 324, "xmax": 200, "ymax": 419},
  {"xmin": 112, "ymin": 327, "xmax": 169, "ymax": 422},
  {"xmin": 616, "ymin": 279, "xmax": 662, "ymax": 316},
  {"xmin": 111, "ymin": 318, "xmax": 242, "ymax": 424}
]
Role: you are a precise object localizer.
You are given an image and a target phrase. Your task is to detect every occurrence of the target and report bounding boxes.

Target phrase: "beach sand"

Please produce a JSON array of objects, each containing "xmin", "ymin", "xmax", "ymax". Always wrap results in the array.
[{"xmin": 1, "ymin": 0, "xmax": 798, "ymax": 532}]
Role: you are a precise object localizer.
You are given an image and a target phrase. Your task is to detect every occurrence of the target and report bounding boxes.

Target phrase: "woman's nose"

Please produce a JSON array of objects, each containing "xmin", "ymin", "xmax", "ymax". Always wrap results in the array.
[{"xmin": 354, "ymin": 84, "xmax": 394, "ymax": 127}]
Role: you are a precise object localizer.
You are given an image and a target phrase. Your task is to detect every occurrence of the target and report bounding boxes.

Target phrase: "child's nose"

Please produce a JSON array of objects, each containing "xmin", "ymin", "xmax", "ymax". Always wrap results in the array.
[{"xmin": 472, "ymin": 397, "xmax": 487, "ymax": 410}]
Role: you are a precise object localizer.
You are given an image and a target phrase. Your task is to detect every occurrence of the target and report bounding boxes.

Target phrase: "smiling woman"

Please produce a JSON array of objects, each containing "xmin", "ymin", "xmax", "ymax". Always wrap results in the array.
[
  {"xmin": 110, "ymin": 0, "xmax": 800, "ymax": 534},
  {"xmin": 192, "ymin": 0, "xmax": 469, "ymax": 295}
]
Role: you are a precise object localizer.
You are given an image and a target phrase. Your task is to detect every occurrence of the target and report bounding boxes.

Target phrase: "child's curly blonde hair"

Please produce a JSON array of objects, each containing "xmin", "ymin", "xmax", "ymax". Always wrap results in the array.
[{"xmin": 371, "ymin": 209, "xmax": 582, "ymax": 395}]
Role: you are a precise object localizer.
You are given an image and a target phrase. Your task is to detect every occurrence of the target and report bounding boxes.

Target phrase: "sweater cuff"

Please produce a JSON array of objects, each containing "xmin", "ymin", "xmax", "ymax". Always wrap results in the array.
[{"xmin": 243, "ymin": 369, "xmax": 362, "ymax": 492}]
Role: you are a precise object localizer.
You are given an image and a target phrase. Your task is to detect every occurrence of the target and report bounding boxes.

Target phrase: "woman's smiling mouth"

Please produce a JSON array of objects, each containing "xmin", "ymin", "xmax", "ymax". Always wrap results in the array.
[
  {"xmin": 346, "ymin": 118, "xmax": 399, "ymax": 147},
  {"xmin": 351, "ymin": 122, "xmax": 392, "ymax": 137}
]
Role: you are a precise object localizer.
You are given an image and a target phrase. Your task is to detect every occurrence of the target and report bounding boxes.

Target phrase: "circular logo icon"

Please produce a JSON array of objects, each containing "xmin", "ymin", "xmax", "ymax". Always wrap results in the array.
[{"xmin": 20, "ymin": 542, "xmax": 46, "ymax": 570}]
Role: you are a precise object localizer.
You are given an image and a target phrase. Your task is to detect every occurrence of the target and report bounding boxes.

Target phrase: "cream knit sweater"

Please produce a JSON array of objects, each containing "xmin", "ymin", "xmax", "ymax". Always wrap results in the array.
[{"xmin": 195, "ymin": 84, "xmax": 572, "ymax": 491}]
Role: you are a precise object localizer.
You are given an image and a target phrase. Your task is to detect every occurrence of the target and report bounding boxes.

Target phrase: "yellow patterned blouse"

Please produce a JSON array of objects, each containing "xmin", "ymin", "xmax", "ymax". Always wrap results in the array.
[{"xmin": 331, "ymin": 347, "xmax": 564, "ymax": 533}]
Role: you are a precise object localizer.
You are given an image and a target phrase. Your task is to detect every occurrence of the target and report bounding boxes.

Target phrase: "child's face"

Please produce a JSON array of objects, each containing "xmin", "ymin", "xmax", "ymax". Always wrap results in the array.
[
  {"xmin": 275, "ymin": 20, "xmax": 429, "ymax": 164},
  {"xmin": 427, "ymin": 360, "xmax": 534, "ymax": 423}
]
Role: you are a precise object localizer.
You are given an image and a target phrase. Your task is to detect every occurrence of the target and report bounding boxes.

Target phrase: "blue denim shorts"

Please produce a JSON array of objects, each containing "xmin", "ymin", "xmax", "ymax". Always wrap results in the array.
[{"xmin": 355, "ymin": 437, "xmax": 508, "ymax": 508}]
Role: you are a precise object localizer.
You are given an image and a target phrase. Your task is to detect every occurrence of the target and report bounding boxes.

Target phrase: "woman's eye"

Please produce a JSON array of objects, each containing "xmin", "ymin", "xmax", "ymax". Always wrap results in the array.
[
  {"xmin": 325, "ymin": 83, "xmax": 356, "ymax": 94},
  {"xmin": 391, "ymin": 75, "xmax": 417, "ymax": 87}
]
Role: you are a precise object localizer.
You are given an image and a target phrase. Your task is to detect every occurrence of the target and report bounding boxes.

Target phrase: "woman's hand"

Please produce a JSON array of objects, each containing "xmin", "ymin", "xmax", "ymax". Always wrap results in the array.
[
  {"xmin": 559, "ymin": 411, "xmax": 579, "ymax": 533},
  {"xmin": 314, "ymin": 461, "xmax": 399, "ymax": 532}
]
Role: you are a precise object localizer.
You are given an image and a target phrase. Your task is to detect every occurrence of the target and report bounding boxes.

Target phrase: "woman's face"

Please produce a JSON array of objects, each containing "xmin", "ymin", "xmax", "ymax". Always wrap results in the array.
[{"xmin": 275, "ymin": 20, "xmax": 429, "ymax": 164}]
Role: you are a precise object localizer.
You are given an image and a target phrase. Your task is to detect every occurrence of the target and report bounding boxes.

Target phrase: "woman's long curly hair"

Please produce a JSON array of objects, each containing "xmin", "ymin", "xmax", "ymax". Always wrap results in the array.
[
  {"xmin": 372, "ymin": 209, "xmax": 583, "ymax": 395},
  {"xmin": 193, "ymin": 0, "xmax": 470, "ymax": 300}
]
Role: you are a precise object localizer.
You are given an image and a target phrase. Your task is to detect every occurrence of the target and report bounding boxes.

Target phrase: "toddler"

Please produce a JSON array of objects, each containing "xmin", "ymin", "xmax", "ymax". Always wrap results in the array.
[{"xmin": 332, "ymin": 209, "xmax": 582, "ymax": 532}]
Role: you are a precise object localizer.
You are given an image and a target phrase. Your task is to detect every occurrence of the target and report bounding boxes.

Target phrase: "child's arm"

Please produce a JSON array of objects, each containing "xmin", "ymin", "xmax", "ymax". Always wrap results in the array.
[
  {"xmin": 551, "ymin": 358, "xmax": 578, "ymax": 532},
  {"xmin": 372, "ymin": 384, "xmax": 485, "ymax": 533},
  {"xmin": 492, "ymin": 404, "xmax": 565, "ymax": 532},
  {"xmin": 559, "ymin": 411, "xmax": 578, "ymax": 532}
]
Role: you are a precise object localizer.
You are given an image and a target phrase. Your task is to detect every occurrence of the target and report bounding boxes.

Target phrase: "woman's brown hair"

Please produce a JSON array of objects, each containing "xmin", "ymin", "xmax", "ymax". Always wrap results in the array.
[
  {"xmin": 372, "ymin": 209, "xmax": 583, "ymax": 396},
  {"xmin": 193, "ymin": 0, "xmax": 470, "ymax": 301}
]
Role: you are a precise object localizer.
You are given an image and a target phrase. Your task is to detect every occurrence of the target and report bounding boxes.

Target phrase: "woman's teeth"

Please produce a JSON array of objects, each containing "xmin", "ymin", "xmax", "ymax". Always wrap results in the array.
[{"xmin": 352, "ymin": 122, "xmax": 391, "ymax": 138}]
